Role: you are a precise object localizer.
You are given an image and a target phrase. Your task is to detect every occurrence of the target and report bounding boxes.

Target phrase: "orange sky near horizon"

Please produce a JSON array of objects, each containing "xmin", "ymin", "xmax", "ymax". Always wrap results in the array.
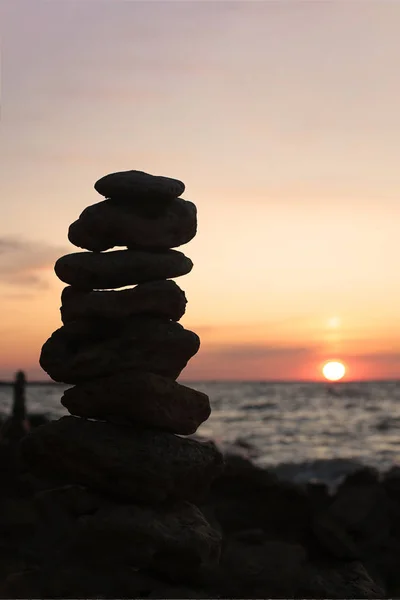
[{"xmin": 1, "ymin": 1, "xmax": 400, "ymax": 382}]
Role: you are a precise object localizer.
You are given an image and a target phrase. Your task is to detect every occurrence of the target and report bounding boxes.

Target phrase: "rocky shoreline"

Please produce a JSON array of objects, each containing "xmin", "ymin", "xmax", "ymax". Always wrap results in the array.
[{"xmin": 1, "ymin": 447, "xmax": 400, "ymax": 598}]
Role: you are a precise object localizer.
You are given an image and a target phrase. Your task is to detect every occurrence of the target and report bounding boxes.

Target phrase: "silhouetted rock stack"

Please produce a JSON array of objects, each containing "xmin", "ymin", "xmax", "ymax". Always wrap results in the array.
[
  {"xmin": 20, "ymin": 171, "xmax": 223, "ymax": 586},
  {"xmin": 0, "ymin": 371, "xmax": 30, "ymax": 446}
]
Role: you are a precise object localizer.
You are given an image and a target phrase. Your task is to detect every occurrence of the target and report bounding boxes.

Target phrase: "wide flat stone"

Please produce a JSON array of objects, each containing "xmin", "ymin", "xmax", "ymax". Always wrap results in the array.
[
  {"xmin": 68, "ymin": 198, "xmax": 197, "ymax": 252},
  {"xmin": 61, "ymin": 372, "xmax": 210, "ymax": 435},
  {"xmin": 20, "ymin": 416, "xmax": 224, "ymax": 504},
  {"xmin": 72, "ymin": 501, "xmax": 221, "ymax": 576},
  {"xmin": 61, "ymin": 280, "xmax": 187, "ymax": 323},
  {"xmin": 94, "ymin": 170, "xmax": 185, "ymax": 200},
  {"xmin": 40, "ymin": 316, "xmax": 200, "ymax": 384},
  {"xmin": 54, "ymin": 249, "xmax": 193, "ymax": 290}
]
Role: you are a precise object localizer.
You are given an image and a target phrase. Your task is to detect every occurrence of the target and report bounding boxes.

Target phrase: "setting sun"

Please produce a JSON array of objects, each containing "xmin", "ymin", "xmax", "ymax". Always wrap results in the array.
[{"xmin": 322, "ymin": 361, "xmax": 346, "ymax": 382}]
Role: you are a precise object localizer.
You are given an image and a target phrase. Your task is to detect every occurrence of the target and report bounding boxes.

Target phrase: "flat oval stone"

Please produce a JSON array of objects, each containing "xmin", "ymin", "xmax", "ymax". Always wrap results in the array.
[
  {"xmin": 94, "ymin": 170, "xmax": 185, "ymax": 200},
  {"xmin": 68, "ymin": 198, "xmax": 197, "ymax": 252},
  {"xmin": 40, "ymin": 316, "xmax": 200, "ymax": 384},
  {"xmin": 61, "ymin": 280, "xmax": 187, "ymax": 323},
  {"xmin": 20, "ymin": 416, "xmax": 224, "ymax": 505},
  {"xmin": 54, "ymin": 249, "xmax": 193, "ymax": 290},
  {"xmin": 61, "ymin": 372, "xmax": 210, "ymax": 435}
]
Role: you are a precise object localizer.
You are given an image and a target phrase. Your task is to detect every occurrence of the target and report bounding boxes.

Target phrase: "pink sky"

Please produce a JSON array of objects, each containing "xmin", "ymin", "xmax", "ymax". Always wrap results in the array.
[{"xmin": 1, "ymin": 0, "xmax": 400, "ymax": 381}]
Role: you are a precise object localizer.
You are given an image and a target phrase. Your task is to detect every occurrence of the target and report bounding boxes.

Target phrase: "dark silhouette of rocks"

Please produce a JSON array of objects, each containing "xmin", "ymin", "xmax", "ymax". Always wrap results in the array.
[
  {"xmin": 54, "ymin": 248, "xmax": 193, "ymax": 290},
  {"xmin": 15, "ymin": 169, "xmax": 223, "ymax": 598},
  {"xmin": 40, "ymin": 316, "xmax": 200, "ymax": 383},
  {"xmin": 69, "ymin": 501, "xmax": 221, "ymax": 575},
  {"xmin": 1, "ymin": 452, "xmax": 399, "ymax": 598},
  {"xmin": 193, "ymin": 456, "xmax": 387, "ymax": 599},
  {"xmin": 0, "ymin": 372, "xmax": 32, "ymax": 481},
  {"xmin": 0, "ymin": 371, "xmax": 30, "ymax": 449},
  {"xmin": 61, "ymin": 280, "xmax": 187, "ymax": 323},
  {"xmin": 68, "ymin": 197, "xmax": 197, "ymax": 251},
  {"xmin": 61, "ymin": 371, "xmax": 211, "ymax": 434},
  {"xmin": 94, "ymin": 169, "xmax": 185, "ymax": 201},
  {"xmin": 22, "ymin": 417, "xmax": 222, "ymax": 505}
]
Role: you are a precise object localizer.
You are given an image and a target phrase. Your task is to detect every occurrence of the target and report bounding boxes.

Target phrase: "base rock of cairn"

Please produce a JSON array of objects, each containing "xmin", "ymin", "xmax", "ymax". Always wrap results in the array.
[{"xmin": 20, "ymin": 170, "xmax": 223, "ymax": 590}]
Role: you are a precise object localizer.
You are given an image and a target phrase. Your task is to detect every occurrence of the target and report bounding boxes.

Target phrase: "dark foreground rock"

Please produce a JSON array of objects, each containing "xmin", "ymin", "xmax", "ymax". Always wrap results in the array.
[
  {"xmin": 34, "ymin": 484, "xmax": 104, "ymax": 517},
  {"xmin": 198, "ymin": 455, "xmax": 395, "ymax": 598},
  {"xmin": 0, "ymin": 566, "xmax": 212, "ymax": 599},
  {"xmin": 40, "ymin": 316, "xmax": 200, "ymax": 383},
  {"xmin": 198, "ymin": 538, "xmax": 382, "ymax": 599},
  {"xmin": 54, "ymin": 249, "xmax": 193, "ymax": 290},
  {"xmin": 0, "ymin": 448, "xmax": 395, "ymax": 599},
  {"xmin": 71, "ymin": 501, "xmax": 221, "ymax": 576},
  {"xmin": 61, "ymin": 280, "xmax": 187, "ymax": 323},
  {"xmin": 61, "ymin": 371, "xmax": 211, "ymax": 435},
  {"xmin": 298, "ymin": 560, "xmax": 384, "ymax": 599},
  {"xmin": 205, "ymin": 454, "xmax": 316, "ymax": 543},
  {"xmin": 68, "ymin": 197, "xmax": 197, "ymax": 252},
  {"xmin": 20, "ymin": 417, "xmax": 223, "ymax": 505}
]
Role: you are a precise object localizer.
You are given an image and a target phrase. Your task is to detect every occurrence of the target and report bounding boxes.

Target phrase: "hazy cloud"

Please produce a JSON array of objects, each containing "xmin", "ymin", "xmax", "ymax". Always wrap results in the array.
[
  {"xmin": 193, "ymin": 316, "xmax": 319, "ymax": 341},
  {"xmin": 182, "ymin": 342, "xmax": 320, "ymax": 381},
  {"xmin": 0, "ymin": 237, "xmax": 67, "ymax": 289},
  {"xmin": 346, "ymin": 351, "xmax": 400, "ymax": 366},
  {"xmin": 205, "ymin": 343, "xmax": 319, "ymax": 361}
]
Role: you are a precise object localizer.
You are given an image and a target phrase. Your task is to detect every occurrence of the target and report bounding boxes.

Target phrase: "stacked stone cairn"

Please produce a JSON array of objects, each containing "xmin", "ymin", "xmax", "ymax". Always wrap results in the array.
[{"xmin": 20, "ymin": 171, "xmax": 223, "ymax": 587}]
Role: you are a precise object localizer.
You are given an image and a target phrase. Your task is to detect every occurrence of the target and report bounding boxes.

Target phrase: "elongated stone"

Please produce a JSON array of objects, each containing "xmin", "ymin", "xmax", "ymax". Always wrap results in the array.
[
  {"xmin": 40, "ymin": 316, "xmax": 200, "ymax": 384},
  {"xmin": 95, "ymin": 170, "xmax": 185, "ymax": 200},
  {"xmin": 20, "ymin": 417, "xmax": 224, "ymax": 504},
  {"xmin": 54, "ymin": 249, "xmax": 193, "ymax": 290},
  {"xmin": 61, "ymin": 372, "xmax": 210, "ymax": 435},
  {"xmin": 61, "ymin": 280, "xmax": 187, "ymax": 324},
  {"xmin": 68, "ymin": 198, "xmax": 197, "ymax": 252}
]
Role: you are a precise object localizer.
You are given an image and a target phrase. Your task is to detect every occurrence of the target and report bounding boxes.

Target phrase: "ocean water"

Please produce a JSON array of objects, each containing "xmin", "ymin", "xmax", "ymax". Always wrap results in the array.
[{"xmin": 1, "ymin": 381, "xmax": 400, "ymax": 485}]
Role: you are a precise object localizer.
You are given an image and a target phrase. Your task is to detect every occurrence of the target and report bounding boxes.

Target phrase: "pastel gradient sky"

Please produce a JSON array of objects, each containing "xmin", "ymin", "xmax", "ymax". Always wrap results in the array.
[{"xmin": 1, "ymin": 0, "xmax": 400, "ymax": 381}]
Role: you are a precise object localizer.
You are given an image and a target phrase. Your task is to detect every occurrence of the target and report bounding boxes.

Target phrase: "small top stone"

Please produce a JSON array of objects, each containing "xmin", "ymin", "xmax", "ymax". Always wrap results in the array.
[{"xmin": 94, "ymin": 171, "xmax": 185, "ymax": 200}]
